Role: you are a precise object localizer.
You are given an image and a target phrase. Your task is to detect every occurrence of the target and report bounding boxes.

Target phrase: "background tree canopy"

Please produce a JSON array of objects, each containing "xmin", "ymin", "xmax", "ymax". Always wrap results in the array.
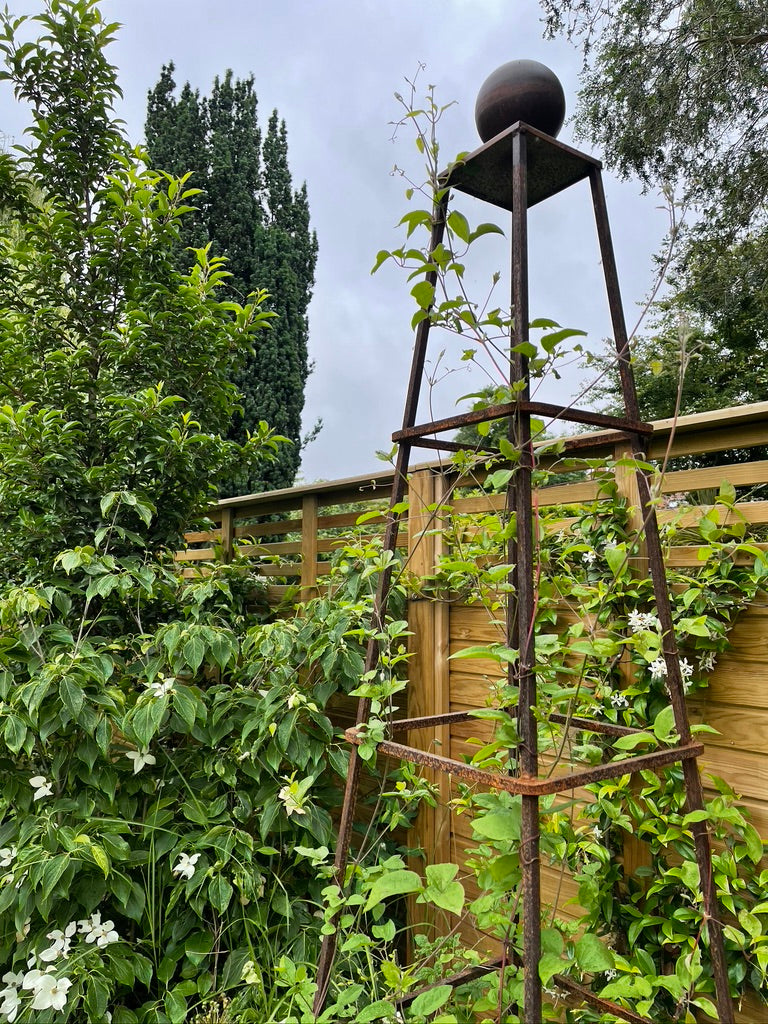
[
  {"xmin": 539, "ymin": 0, "xmax": 768, "ymax": 419},
  {"xmin": 145, "ymin": 66, "xmax": 319, "ymax": 494}
]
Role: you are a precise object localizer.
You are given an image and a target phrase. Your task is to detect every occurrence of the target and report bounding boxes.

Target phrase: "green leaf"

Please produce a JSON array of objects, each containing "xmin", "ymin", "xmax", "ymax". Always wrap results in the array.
[
  {"xmin": 208, "ymin": 875, "xmax": 233, "ymax": 914},
  {"xmin": 742, "ymin": 822, "xmax": 765, "ymax": 863},
  {"xmin": 164, "ymin": 988, "xmax": 187, "ymax": 1024},
  {"xmin": 3, "ymin": 715, "xmax": 27, "ymax": 754},
  {"xmin": 613, "ymin": 731, "xmax": 656, "ymax": 750},
  {"xmin": 472, "ymin": 803, "xmax": 521, "ymax": 843},
  {"xmin": 363, "ymin": 868, "xmax": 422, "ymax": 912},
  {"xmin": 469, "ymin": 221, "xmax": 505, "ymax": 242},
  {"xmin": 604, "ymin": 544, "xmax": 628, "ymax": 578},
  {"xmin": 41, "ymin": 854, "xmax": 70, "ymax": 898},
  {"xmin": 411, "ymin": 279, "xmax": 435, "ymax": 309},
  {"xmin": 575, "ymin": 934, "xmax": 615, "ymax": 973},
  {"xmin": 447, "ymin": 210, "xmax": 470, "ymax": 243},
  {"xmin": 357, "ymin": 1001, "xmax": 396, "ymax": 1023},
  {"xmin": 90, "ymin": 844, "xmax": 110, "ymax": 878},
  {"xmin": 422, "ymin": 863, "xmax": 465, "ymax": 915},
  {"xmin": 539, "ymin": 953, "xmax": 565, "ymax": 985},
  {"xmin": 131, "ymin": 697, "xmax": 166, "ymax": 747},
  {"xmin": 59, "ymin": 676, "xmax": 84, "ymax": 719},
  {"xmin": 185, "ymin": 932, "xmax": 214, "ymax": 966},
  {"xmin": 173, "ymin": 686, "xmax": 199, "ymax": 729},
  {"xmin": 183, "ymin": 634, "xmax": 206, "ymax": 672},
  {"xmin": 410, "ymin": 984, "xmax": 452, "ymax": 1017},
  {"xmin": 653, "ymin": 705, "xmax": 678, "ymax": 743},
  {"xmin": 84, "ymin": 977, "xmax": 110, "ymax": 1021}
]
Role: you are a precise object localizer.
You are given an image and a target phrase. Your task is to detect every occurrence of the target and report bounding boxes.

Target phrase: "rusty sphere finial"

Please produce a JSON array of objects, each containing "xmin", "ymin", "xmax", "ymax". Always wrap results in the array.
[{"xmin": 475, "ymin": 60, "xmax": 566, "ymax": 143}]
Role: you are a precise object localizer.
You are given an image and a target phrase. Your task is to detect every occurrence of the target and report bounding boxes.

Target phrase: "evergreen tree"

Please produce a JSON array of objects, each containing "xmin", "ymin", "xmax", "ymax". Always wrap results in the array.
[{"xmin": 145, "ymin": 66, "xmax": 318, "ymax": 493}]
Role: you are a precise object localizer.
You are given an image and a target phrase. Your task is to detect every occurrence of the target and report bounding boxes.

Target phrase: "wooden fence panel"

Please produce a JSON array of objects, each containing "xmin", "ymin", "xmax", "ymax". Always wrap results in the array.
[{"xmin": 175, "ymin": 403, "xmax": 768, "ymax": 1020}]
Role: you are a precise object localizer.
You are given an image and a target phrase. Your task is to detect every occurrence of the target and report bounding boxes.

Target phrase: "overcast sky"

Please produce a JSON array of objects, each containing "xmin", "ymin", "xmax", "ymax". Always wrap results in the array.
[{"xmin": 2, "ymin": 1, "xmax": 669, "ymax": 484}]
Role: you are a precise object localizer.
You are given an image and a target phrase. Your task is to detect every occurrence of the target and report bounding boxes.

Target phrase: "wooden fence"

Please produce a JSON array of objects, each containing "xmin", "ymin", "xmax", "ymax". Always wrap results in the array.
[{"xmin": 178, "ymin": 401, "xmax": 768, "ymax": 1022}]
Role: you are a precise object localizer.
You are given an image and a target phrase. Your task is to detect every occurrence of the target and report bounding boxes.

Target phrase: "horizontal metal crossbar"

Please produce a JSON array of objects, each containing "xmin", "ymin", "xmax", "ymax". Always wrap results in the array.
[
  {"xmin": 393, "ymin": 954, "xmax": 650, "ymax": 1024},
  {"xmin": 392, "ymin": 401, "xmax": 653, "ymax": 444},
  {"xmin": 407, "ymin": 428, "xmax": 640, "ymax": 458},
  {"xmin": 387, "ymin": 709, "xmax": 645, "ymax": 739},
  {"xmin": 346, "ymin": 726, "xmax": 703, "ymax": 796}
]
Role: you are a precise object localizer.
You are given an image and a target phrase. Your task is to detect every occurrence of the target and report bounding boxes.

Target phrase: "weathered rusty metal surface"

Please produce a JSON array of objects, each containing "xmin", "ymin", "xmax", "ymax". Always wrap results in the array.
[
  {"xmin": 392, "ymin": 400, "xmax": 653, "ymax": 444},
  {"xmin": 315, "ymin": 126, "xmax": 734, "ymax": 1024},
  {"xmin": 407, "ymin": 428, "xmax": 640, "ymax": 458},
  {"xmin": 345, "ymin": 726, "xmax": 704, "ymax": 796},
  {"xmin": 442, "ymin": 121, "xmax": 600, "ymax": 211},
  {"xmin": 589, "ymin": 164, "xmax": 733, "ymax": 1024},
  {"xmin": 395, "ymin": 956, "xmax": 651, "ymax": 1024},
  {"xmin": 475, "ymin": 61, "xmax": 566, "ymax": 142}
]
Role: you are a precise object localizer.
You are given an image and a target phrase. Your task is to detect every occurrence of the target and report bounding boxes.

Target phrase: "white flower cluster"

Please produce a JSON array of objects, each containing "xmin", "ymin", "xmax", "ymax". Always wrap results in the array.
[
  {"xmin": 1, "ymin": 967, "xmax": 71, "ymax": 1019},
  {"xmin": 649, "ymin": 657, "xmax": 667, "ymax": 680},
  {"xmin": 698, "ymin": 651, "xmax": 717, "ymax": 673},
  {"xmin": 0, "ymin": 912, "xmax": 121, "ymax": 1020},
  {"xmin": 582, "ymin": 549, "xmax": 597, "ymax": 567},
  {"xmin": 627, "ymin": 609, "xmax": 660, "ymax": 633},
  {"xmin": 609, "ymin": 691, "xmax": 629, "ymax": 709},
  {"xmin": 77, "ymin": 911, "xmax": 119, "ymax": 948},
  {"xmin": 649, "ymin": 655, "xmax": 694, "ymax": 690}
]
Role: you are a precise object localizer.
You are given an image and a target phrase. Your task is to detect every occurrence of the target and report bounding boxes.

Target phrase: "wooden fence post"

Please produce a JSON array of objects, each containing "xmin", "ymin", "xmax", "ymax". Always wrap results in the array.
[
  {"xmin": 220, "ymin": 507, "xmax": 234, "ymax": 564},
  {"xmin": 407, "ymin": 469, "xmax": 451, "ymax": 932},
  {"xmin": 300, "ymin": 495, "xmax": 319, "ymax": 603}
]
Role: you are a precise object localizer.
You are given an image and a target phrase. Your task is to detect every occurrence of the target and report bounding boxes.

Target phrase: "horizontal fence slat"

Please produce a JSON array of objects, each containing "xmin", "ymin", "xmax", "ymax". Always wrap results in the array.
[{"xmin": 659, "ymin": 459, "xmax": 768, "ymax": 493}]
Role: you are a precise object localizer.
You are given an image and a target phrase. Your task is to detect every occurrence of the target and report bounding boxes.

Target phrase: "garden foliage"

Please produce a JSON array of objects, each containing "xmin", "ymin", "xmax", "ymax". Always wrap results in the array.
[{"xmin": 0, "ymin": 9, "xmax": 767, "ymax": 1024}]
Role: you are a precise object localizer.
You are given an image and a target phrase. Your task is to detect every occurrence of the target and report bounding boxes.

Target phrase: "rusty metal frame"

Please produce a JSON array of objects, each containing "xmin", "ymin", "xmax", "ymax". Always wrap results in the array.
[{"xmin": 312, "ymin": 123, "xmax": 734, "ymax": 1024}]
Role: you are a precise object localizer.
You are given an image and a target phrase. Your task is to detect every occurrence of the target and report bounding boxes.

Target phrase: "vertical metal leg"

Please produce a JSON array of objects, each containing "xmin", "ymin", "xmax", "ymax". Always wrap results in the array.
[
  {"xmin": 589, "ymin": 166, "xmax": 734, "ymax": 1024},
  {"xmin": 312, "ymin": 194, "xmax": 450, "ymax": 1017},
  {"xmin": 510, "ymin": 129, "xmax": 542, "ymax": 1024}
]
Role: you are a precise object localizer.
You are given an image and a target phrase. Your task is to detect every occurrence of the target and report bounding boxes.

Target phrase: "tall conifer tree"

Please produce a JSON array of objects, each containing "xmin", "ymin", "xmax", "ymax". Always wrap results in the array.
[{"xmin": 145, "ymin": 65, "xmax": 318, "ymax": 493}]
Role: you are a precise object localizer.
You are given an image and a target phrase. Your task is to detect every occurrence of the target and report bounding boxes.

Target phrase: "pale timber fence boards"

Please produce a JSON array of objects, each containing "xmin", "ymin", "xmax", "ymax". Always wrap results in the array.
[{"xmin": 176, "ymin": 403, "xmax": 768, "ymax": 1022}]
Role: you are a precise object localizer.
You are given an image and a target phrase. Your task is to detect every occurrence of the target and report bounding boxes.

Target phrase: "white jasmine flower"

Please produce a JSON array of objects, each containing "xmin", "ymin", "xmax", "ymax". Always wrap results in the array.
[
  {"xmin": 610, "ymin": 692, "xmax": 629, "ymax": 709},
  {"xmin": 604, "ymin": 968, "xmax": 618, "ymax": 980},
  {"xmin": 0, "ymin": 848, "xmax": 16, "ymax": 869},
  {"xmin": 627, "ymin": 610, "xmax": 659, "ymax": 633},
  {"xmin": 679, "ymin": 658, "xmax": 694, "ymax": 679},
  {"xmin": 172, "ymin": 852, "xmax": 201, "ymax": 881},
  {"xmin": 124, "ymin": 749, "xmax": 156, "ymax": 774},
  {"xmin": 649, "ymin": 657, "xmax": 668, "ymax": 680},
  {"xmin": 148, "ymin": 677, "xmax": 175, "ymax": 698},
  {"xmin": 29, "ymin": 776, "xmax": 53, "ymax": 801},
  {"xmin": 29, "ymin": 971, "xmax": 72, "ymax": 1012},
  {"xmin": 627, "ymin": 609, "xmax": 645, "ymax": 632},
  {"xmin": 582, "ymin": 549, "xmax": 597, "ymax": 566},
  {"xmin": 698, "ymin": 651, "xmax": 716, "ymax": 673}
]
